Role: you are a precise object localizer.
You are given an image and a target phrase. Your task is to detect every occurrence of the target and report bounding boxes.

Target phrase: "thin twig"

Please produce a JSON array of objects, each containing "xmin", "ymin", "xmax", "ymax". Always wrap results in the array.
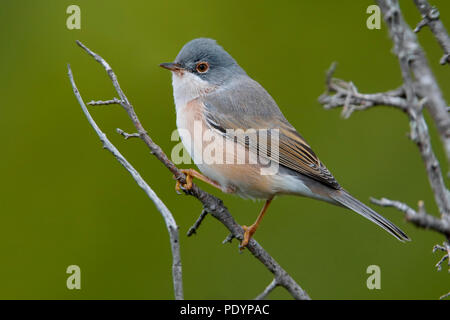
[
  {"xmin": 116, "ymin": 128, "xmax": 140, "ymax": 140},
  {"xmin": 255, "ymin": 279, "xmax": 278, "ymax": 300},
  {"xmin": 440, "ymin": 291, "xmax": 450, "ymax": 300},
  {"xmin": 435, "ymin": 253, "xmax": 449, "ymax": 272},
  {"xmin": 68, "ymin": 64, "xmax": 184, "ymax": 300},
  {"xmin": 320, "ymin": 64, "xmax": 450, "ymax": 220},
  {"xmin": 75, "ymin": 41, "xmax": 189, "ymax": 187},
  {"xmin": 72, "ymin": 41, "xmax": 310, "ymax": 300},
  {"xmin": 370, "ymin": 197, "xmax": 450, "ymax": 237},
  {"xmin": 87, "ymin": 98, "xmax": 123, "ymax": 106},
  {"xmin": 413, "ymin": 0, "xmax": 450, "ymax": 65},
  {"xmin": 433, "ymin": 243, "xmax": 447, "ymax": 253},
  {"xmin": 187, "ymin": 209, "xmax": 209, "ymax": 237},
  {"xmin": 222, "ymin": 233, "xmax": 235, "ymax": 244},
  {"xmin": 319, "ymin": 67, "xmax": 408, "ymax": 113},
  {"xmin": 433, "ymin": 241, "xmax": 450, "ymax": 272}
]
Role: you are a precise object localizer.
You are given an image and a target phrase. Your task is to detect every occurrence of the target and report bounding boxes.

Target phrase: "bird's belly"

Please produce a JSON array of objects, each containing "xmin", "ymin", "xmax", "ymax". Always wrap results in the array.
[{"xmin": 197, "ymin": 161, "xmax": 277, "ymax": 199}]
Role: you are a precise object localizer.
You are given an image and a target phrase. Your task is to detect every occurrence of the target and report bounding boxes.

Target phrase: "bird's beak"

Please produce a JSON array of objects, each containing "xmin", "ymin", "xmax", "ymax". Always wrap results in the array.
[{"xmin": 159, "ymin": 62, "xmax": 183, "ymax": 71}]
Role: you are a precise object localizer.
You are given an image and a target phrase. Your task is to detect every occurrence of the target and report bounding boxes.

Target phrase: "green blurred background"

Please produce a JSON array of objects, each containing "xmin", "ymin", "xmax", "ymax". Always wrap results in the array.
[{"xmin": 0, "ymin": 0, "xmax": 449, "ymax": 299}]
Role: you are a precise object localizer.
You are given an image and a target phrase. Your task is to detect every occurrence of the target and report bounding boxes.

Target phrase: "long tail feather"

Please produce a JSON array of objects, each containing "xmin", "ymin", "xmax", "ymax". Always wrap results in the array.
[{"xmin": 331, "ymin": 189, "xmax": 410, "ymax": 242}]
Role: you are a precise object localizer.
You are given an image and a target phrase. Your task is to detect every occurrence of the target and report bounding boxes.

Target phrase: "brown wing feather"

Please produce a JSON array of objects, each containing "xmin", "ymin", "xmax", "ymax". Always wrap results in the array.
[
  {"xmin": 204, "ymin": 109, "xmax": 341, "ymax": 190},
  {"xmin": 202, "ymin": 77, "xmax": 340, "ymax": 190},
  {"xmin": 277, "ymin": 127, "xmax": 340, "ymax": 189}
]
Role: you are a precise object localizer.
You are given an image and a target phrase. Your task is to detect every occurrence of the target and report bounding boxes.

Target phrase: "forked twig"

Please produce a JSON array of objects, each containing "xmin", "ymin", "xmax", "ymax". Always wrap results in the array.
[{"xmin": 68, "ymin": 65, "xmax": 184, "ymax": 300}]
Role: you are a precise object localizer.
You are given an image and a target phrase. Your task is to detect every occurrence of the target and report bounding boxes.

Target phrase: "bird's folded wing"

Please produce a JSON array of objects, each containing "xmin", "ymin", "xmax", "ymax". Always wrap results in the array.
[{"xmin": 201, "ymin": 78, "xmax": 340, "ymax": 189}]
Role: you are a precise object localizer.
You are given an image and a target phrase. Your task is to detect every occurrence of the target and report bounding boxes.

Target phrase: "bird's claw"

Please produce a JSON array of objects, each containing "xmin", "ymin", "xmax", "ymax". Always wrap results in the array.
[
  {"xmin": 175, "ymin": 169, "xmax": 194, "ymax": 194},
  {"xmin": 239, "ymin": 225, "xmax": 256, "ymax": 251}
]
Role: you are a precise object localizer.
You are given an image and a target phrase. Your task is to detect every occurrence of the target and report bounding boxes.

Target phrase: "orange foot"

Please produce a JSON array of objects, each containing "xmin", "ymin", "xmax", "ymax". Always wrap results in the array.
[
  {"xmin": 175, "ymin": 168, "xmax": 223, "ymax": 194},
  {"xmin": 240, "ymin": 224, "xmax": 257, "ymax": 250},
  {"xmin": 239, "ymin": 198, "xmax": 273, "ymax": 250}
]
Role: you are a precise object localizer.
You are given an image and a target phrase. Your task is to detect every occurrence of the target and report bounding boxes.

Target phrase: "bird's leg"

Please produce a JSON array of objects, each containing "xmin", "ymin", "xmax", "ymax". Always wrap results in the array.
[
  {"xmin": 240, "ymin": 197, "xmax": 273, "ymax": 250},
  {"xmin": 175, "ymin": 168, "xmax": 223, "ymax": 193}
]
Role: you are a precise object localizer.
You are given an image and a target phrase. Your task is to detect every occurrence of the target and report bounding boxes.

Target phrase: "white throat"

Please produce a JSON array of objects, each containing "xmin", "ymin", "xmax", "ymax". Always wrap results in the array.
[{"xmin": 171, "ymin": 71, "xmax": 215, "ymax": 109}]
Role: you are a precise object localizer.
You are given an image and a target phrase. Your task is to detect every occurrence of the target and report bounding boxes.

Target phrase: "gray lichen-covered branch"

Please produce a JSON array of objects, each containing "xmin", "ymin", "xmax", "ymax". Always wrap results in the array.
[
  {"xmin": 371, "ymin": 198, "xmax": 450, "ymax": 237},
  {"xmin": 319, "ymin": 63, "xmax": 450, "ymax": 222},
  {"xmin": 413, "ymin": 0, "xmax": 450, "ymax": 65},
  {"xmin": 70, "ymin": 41, "xmax": 310, "ymax": 300},
  {"xmin": 318, "ymin": 0, "xmax": 450, "ymax": 299},
  {"xmin": 377, "ymin": 0, "xmax": 450, "ymax": 166},
  {"xmin": 255, "ymin": 279, "xmax": 279, "ymax": 300},
  {"xmin": 68, "ymin": 65, "xmax": 184, "ymax": 300}
]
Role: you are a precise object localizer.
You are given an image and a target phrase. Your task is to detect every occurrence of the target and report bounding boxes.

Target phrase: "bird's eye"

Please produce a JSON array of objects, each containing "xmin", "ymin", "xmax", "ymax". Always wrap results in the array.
[{"xmin": 196, "ymin": 62, "xmax": 209, "ymax": 73}]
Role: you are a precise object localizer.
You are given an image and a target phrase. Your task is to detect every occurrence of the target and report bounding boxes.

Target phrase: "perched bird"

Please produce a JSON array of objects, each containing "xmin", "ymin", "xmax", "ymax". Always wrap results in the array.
[{"xmin": 160, "ymin": 38, "xmax": 410, "ymax": 248}]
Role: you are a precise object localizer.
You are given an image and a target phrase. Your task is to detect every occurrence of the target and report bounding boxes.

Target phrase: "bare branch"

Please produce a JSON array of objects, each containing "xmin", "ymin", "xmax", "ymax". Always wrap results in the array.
[
  {"xmin": 72, "ymin": 41, "xmax": 310, "ymax": 300},
  {"xmin": 255, "ymin": 279, "xmax": 278, "ymax": 300},
  {"xmin": 435, "ymin": 253, "xmax": 449, "ymax": 272},
  {"xmin": 408, "ymin": 110, "xmax": 450, "ymax": 217},
  {"xmin": 318, "ymin": 65, "xmax": 408, "ymax": 117},
  {"xmin": 377, "ymin": 0, "xmax": 450, "ymax": 218},
  {"xmin": 319, "ymin": 65, "xmax": 450, "ymax": 219},
  {"xmin": 433, "ymin": 241, "xmax": 450, "ymax": 272},
  {"xmin": 370, "ymin": 197, "xmax": 450, "ymax": 237},
  {"xmin": 318, "ymin": 0, "xmax": 450, "ymax": 299},
  {"xmin": 377, "ymin": 0, "xmax": 450, "ymax": 168},
  {"xmin": 68, "ymin": 65, "xmax": 184, "ymax": 300},
  {"xmin": 413, "ymin": 0, "xmax": 450, "ymax": 65},
  {"xmin": 116, "ymin": 128, "xmax": 140, "ymax": 140},
  {"xmin": 222, "ymin": 233, "xmax": 235, "ymax": 244},
  {"xmin": 440, "ymin": 291, "xmax": 450, "ymax": 300},
  {"xmin": 433, "ymin": 243, "xmax": 448, "ymax": 253},
  {"xmin": 87, "ymin": 98, "xmax": 124, "ymax": 106},
  {"xmin": 75, "ymin": 40, "xmax": 189, "ymax": 187},
  {"xmin": 187, "ymin": 209, "xmax": 208, "ymax": 237}
]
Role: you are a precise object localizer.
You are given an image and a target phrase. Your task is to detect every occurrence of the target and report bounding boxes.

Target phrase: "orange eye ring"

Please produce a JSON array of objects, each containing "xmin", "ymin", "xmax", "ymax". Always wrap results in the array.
[{"xmin": 196, "ymin": 61, "xmax": 209, "ymax": 73}]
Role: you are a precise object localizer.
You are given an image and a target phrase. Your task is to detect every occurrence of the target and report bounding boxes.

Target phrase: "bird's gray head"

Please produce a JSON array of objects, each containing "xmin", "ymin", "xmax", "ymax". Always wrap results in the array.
[
  {"xmin": 160, "ymin": 38, "xmax": 246, "ymax": 87},
  {"xmin": 160, "ymin": 38, "xmax": 247, "ymax": 108}
]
